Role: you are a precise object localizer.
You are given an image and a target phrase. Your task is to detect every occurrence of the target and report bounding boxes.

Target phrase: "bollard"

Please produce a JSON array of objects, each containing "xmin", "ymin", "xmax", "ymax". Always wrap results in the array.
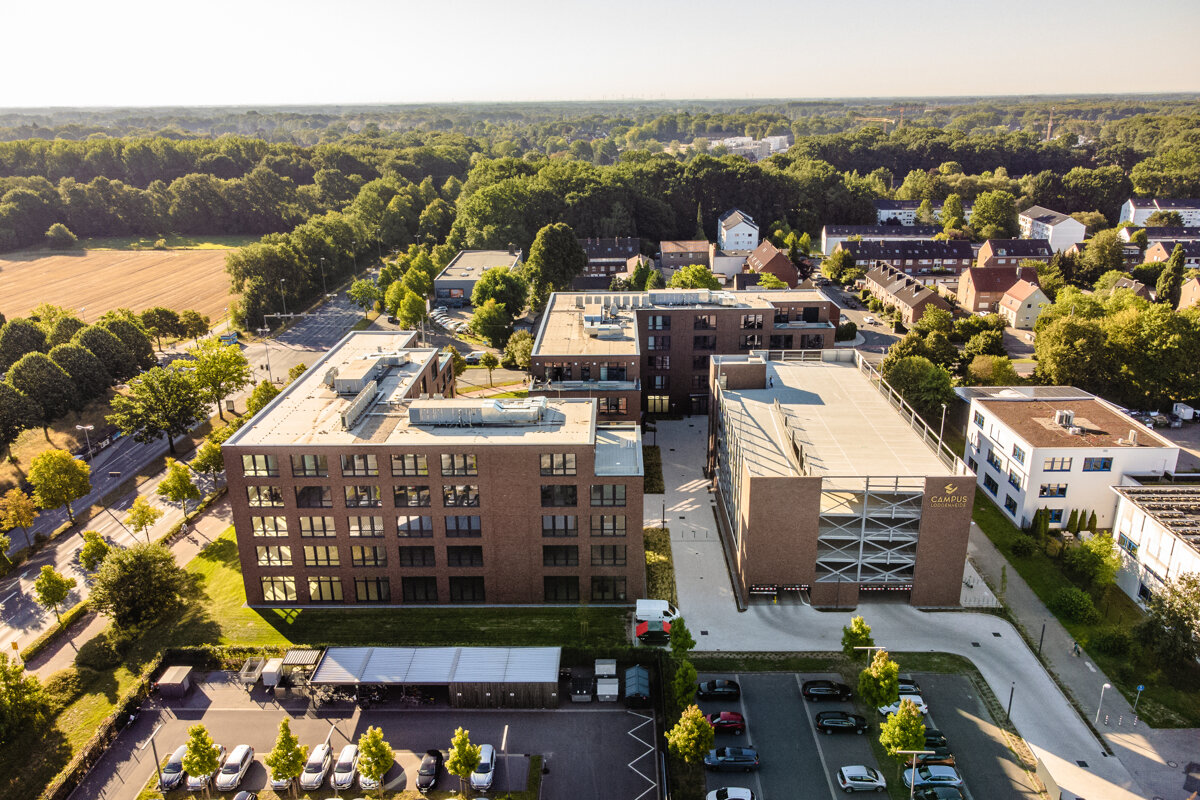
[
  {"xmin": 1104, "ymin": 714, "xmax": 1109, "ymax": 726},
  {"xmin": 1118, "ymin": 715, "xmax": 1123, "ymax": 726}
]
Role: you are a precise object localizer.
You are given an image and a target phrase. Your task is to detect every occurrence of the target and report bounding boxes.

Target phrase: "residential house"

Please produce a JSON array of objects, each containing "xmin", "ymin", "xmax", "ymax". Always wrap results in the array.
[
  {"xmin": 578, "ymin": 238, "xmax": 641, "ymax": 278},
  {"xmin": 1018, "ymin": 206, "xmax": 1087, "ymax": 252},
  {"xmin": 1110, "ymin": 486, "xmax": 1200, "ymax": 607},
  {"xmin": 863, "ymin": 264, "xmax": 952, "ymax": 326},
  {"xmin": 744, "ymin": 240, "xmax": 799, "ymax": 287},
  {"xmin": 838, "ymin": 239, "xmax": 974, "ymax": 288},
  {"xmin": 1109, "ymin": 276, "xmax": 1153, "ymax": 301},
  {"xmin": 659, "ymin": 240, "xmax": 711, "ymax": 274},
  {"xmin": 1178, "ymin": 276, "xmax": 1200, "ymax": 311},
  {"xmin": 1145, "ymin": 240, "xmax": 1200, "ymax": 267},
  {"xmin": 569, "ymin": 254, "xmax": 656, "ymax": 292},
  {"xmin": 1064, "ymin": 239, "xmax": 1143, "ymax": 268},
  {"xmin": 1118, "ymin": 226, "xmax": 1200, "ymax": 245},
  {"xmin": 717, "ymin": 209, "xmax": 759, "ymax": 251},
  {"xmin": 956, "ymin": 265, "xmax": 1041, "ymax": 314},
  {"xmin": 1119, "ymin": 198, "xmax": 1200, "ymax": 227},
  {"xmin": 434, "ymin": 249, "xmax": 522, "ymax": 307},
  {"xmin": 997, "ymin": 280, "xmax": 1050, "ymax": 330},
  {"xmin": 958, "ymin": 385, "xmax": 1180, "ymax": 529},
  {"xmin": 976, "ymin": 239, "xmax": 1052, "ymax": 269},
  {"xmin": 872, "ymin": 199, "xmax": 974, "ymax": 227},
  {"xmin": 709, "ymin": 245, "xmax": 754, "ymax": 282},
  {"xmin": 820, "ymin": 225, "xmax": 940, "ymax": 255}
]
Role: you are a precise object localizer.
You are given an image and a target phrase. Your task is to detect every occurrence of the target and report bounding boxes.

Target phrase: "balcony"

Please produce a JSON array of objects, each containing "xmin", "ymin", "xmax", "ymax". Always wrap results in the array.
[
  {"xmin": 771, "ymin": 320, "xmax": 836, "ymax": 330},
  {"xmin": 531, "ymin": 378, "xmax": 640, "ymax": 392}
]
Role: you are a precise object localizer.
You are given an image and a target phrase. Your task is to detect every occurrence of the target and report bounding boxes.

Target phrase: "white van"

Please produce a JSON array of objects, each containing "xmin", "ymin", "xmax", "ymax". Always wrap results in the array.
[{"xmin": 635, "ymin": 599, "xmax": 680, "ymax": 623}]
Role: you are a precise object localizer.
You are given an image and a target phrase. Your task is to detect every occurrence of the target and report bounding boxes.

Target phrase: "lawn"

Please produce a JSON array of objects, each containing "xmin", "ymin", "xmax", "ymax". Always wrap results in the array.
[
  {"xmin": 76, "ymin": 234, "xmax": 257, "ymax": 250},
  {"xmin": 643, "ymin": 527, "xmax": 677, "ymax": 607},
  {"xmin": 642, "ymin": 445, "xmax": 664, "ymax": 493},
  {"xmin": 972, "ymin": 488, "xmax": 1200, "ymax": 727}
]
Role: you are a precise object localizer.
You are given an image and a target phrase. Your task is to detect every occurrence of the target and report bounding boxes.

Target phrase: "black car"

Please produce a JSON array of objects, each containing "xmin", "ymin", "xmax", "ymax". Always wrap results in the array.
[
  {"xmin": 914, "ymin": 747, "xmax": 956, "ymax": 767},
  {"xmin": 898, "ymin": 675, "xmax": 922, "ymax": 695},
  {"xmin": 697, "ymin": 679, "xmax": 741, "ymax": 700},
  {"xmin": 814, "ymin": 710, "xmax": 869, "ymax": 735},
  {"xmin": 801, "ymin": 679, "xmax": 852, "ymax": 701},
  {"xmin": 158, "ymin": 745, "xmax": 188, "ymax": 790},
  {"xmin": 416, "ymin": 749, "xmax": 443, "ymax": 794},
  {"xmin": 703, "ymin": 747, "xmax": 760, "ymax": 772},
  {"xmin": 913, "ymin": 787, "xmax": 965, "ymax": 800},
  {"xmin": 924, "ymin": 729, "xmax": 948, "ymax": 749}
]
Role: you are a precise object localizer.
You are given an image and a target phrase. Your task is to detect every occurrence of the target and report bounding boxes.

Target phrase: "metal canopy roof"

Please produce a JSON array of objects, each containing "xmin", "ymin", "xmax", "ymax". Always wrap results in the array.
[{"xmin": 311, "ymin": 646, "xmax": 561, "ymax": 685}]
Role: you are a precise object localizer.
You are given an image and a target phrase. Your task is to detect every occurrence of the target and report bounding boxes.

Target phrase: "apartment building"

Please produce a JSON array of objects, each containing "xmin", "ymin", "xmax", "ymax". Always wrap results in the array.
[
  {"xmin": 820, "ymin": 225, "xmax": 941, "ymax": 255},
  {"xmin": 838, "ymin": 239, "xmax": 974, "ymax": 288},
  {"xmin": 1111, "ymin": 485, "xmax": 1200, "ymax": 606},
  {"xmin": 529, "ymin": 288, "xmax": 839, "ymax": 419},
  {"xmin": 578, "ymin": 237, "xmax": 642, "ymax": 277},
  {"xmin": 956, "ymin": 265, "xmax": 1041, "ymax": 313},
  {"xmin": 959, "ymin": 386, "xmax": 1179, "ymax": 530},
  {"xmin": 1119, "ymin": 226, "xmax": 1200, "ymax": 245},
  {"xmin": 717, "ymin": 209, "xmax": 759, "ymax": 251},
  {"xmin": 1120, "ymin": 198, "xmax": 1200, "ymax": 227},
  {"xmin": 224, "ymin": 331, "xmax": 644, "ymax": 607},
  {"xmin": 976, "ymin": 239, "xmax": 1052, "ymax": 269},
  {"xmin": 708, "ymin": 350, "xmax": 973, "ymax": 608},
  {"xmin": 1145, "ymin": 240, "xmax": 1200, "ymax": 268},
  {"xmin": 863, "ymin": 265, "xmax": 952, "ymax": 326},
  {"xmin": 1180, "ymin": 276, "xmax": 1200, "ymax": 311},
  {"xmin": 873, "ymin": 199, "xmax": 975, "ymax": 227},
  {"xmin": 659, "ymin": 240, "xmax": 711, "ymax": 274},
  {"xmin": 1018, "ymin": 206, "xmax": 1086, "ymax": 252},
  {"xmin": 434, "ymin": 250, "xmax": 522, "ymax": 307}
]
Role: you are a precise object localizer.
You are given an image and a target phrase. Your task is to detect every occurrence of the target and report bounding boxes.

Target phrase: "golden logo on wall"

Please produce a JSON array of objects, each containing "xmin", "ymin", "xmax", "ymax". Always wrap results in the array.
[{"xmin": 931, "ymin": 482, "xmax": 969, "ymax": 508}]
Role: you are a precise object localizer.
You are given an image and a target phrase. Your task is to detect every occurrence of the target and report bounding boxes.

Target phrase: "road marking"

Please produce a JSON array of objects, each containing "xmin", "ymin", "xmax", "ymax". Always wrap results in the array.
[
  {"xmin": 794, "ymin": 675, "xmax": 840, "ymax": 800},
  {"xmin": 624, "ymin": 711, "xmax": 658, "ymax": 800},
  {"xmin": 733, "ymin": 673, "xmax": 764, "ymax": 799},
  {"xmin": 500, "ymin": 723, "xmax": 508, "ymax": 753},
  {"xmin": 1085, "ymin": 661, "xmax": 1096, "ymax": 673},
  {"xmin": 1, "ymin": 593, "xmax": 15, "ymax": 605}
]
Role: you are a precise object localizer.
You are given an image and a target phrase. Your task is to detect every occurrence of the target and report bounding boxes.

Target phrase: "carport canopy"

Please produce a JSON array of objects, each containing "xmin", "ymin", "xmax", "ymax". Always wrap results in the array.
[{"xmin": 309, "ymin": 646, "xmax": 561, "ymax": 685}]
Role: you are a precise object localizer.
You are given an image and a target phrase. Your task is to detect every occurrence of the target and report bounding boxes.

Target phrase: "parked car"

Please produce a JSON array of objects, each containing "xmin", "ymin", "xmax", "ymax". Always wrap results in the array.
[
  {"xmin": 801, "ymin": 679, "xmax": 852, "ymax": 701},
  {"xmin": 836, "ymin": 765, "xmax": 886, "ymax": 793},
  {"xmin": 299, "ymin": 743, "xmax": 332, "ymax": 791},
  {"xmin": 914, "ymin": 749, "xmax": 956, "ymax": 767},
  {"xmin": 636, "ymin": 619, "xmax": 671, "ymax": 644},
  {"xmin": 386, "ymin": 315, "xmax": 398, "ymax": 324},
  {"xmin": 705, "ymin": 711, "xmax": 746, "ymax": 735},
  {"xmin": 924, "ymin": 729, "xmax": 948, "ymax": 749},
  {"xmin": 464, "ymin": 351, "xmax": 484, "ymax": 364},
  {"xmin": 706, "ymin": 789, "xmax": 755, "ymax": 800},
  {"xmin": 878, "ymin": 694, "xmax": 929, "ymax": 716},
  {"xmin": 863, "ymin": 315, "xmax": 877, "ymax": 325},
  {"xmin": 268, "ymin": 771, "xmax": 292, "ymax": 792},
  {"xmin": 185, "ymin": 744, "xmax": 228, "ymax": 792},
  {"xmin": 416, "ymin": 749, "xmax": 443, "ymax": 793},
  {"xmin": 697, "ymin": 679, "xmax": 741, "ymax": 700},
  {"xmin": 814, "ymin": 710, "xmax": 869, "ymax": 735},
  {"xmin": 331, "ymin": 743, "xmax": 359, "ymax": 790},
  {"xmin": 433, "ymin": 306, "xmax": 448, "ymax": 314},
  {"xmin": 912, "ymin": 787, "xmax": 965, "ymax": 800},
  {"xmin": 232, "ymin": 793, "xmax": 256, "ymax": 800},
  {"xmin": 158, "ymin": 745, "xmax": 189, "ymax": 790},
  {"xmin": 470, "ymin": 744, "xmax": 496, "ymax": 791},
  {"xmin": 703, "ymin": 747, "xmax": 760, "ymax": 772},
  {"xmin": 898, "ymin": 676, "xmax": 921, "ymax": 695},
  {"xmin": 903, "ymin": 765, "xmax": 964, "ymax": 789},
  {"xmin": 215, "ymin": 744, "xmax": 254, "ymax": 791}
]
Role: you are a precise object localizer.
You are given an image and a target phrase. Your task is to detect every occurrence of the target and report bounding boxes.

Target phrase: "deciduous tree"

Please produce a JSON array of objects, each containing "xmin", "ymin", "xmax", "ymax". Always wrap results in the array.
[
  {"xmin": 349, "ymin": 279, "xmax": 380, "ymax": 317},
  {"xmin": 397, "ymin": 290, "xmax": 427, "ymax": 329},
  {"xmin": 0, "ymin": 487, "xmax": 37, "ymax": 548},
  {"xmin": 6, "ymin": 351, "xmax": 81, "ymax": 424},
  {"xmin": 78, "ymin": 530, "xmax": 110, "ymax": 571},
  {"xmin": 245, "ymin": 380, "xmax": 280, "ymax": 417},
  {"xmin": 0, "ymin": 652, "xmax": 46, "ymax": 745},
  {"xmin": 1137, "ymin": 572, "xmax": 1200, "ymax": 663},
  {"xmin": 358, "ymin": 726, "xmax": 394, "ymax": 796},
  {"xmin": 0, "ymin": 384, "xmax": 38, "ymax": 457},
  {"xmin": 125, "ymin": 496, "xmax": 164, "ymax": 544},
  {"xmin": 45, "ymin": 222, "xmax": 78, "ymax": 249},
  {"xmin": 841, "ymin": 615, "xmax": 874, "ymax": 660},
  {"xmin": 881, "ymin": 356, "xmax": 955, "ymax": 421},
  {"xmin": 107, "ymin": 367, "xmax": 206, "ymax": 455},
  {"xmin": 33, "ymin": 565, "xmax": 75, "ymax": 625},
  {"xmin": 666, "ymin": 704, "xmax": 715, "ymax": 764},
  {"xmin": 158, "ymin": 458, "xmax": 201, "ymax": 514},
  {"xmin": 857, "ymin": 648, "xmax": 900, "ymax": 710},
  {"xmin": 525, "ymin": 222, "xmax": 587, "ymax": 308},
  {"xmin": 667, "ymin": 264, "xmax": 721, "ymax": 290},
  {"xmin": 1079, "ymin": 229, "xmax": 1127, "ymax": 285},
  {"xmin": 504, "ymin": 330, "xmax": 534, "ymax": 371},
  {"xmin": 49, "ymin": 343, "xmax": 111, "ymax": 404},
  {"xmin": 182, "ymin": 723, "xmax": 219, "ymax": 799},
  {"xmin": 90, "ymin": 542, "xmax": 188, "ymax": 629},
  {"xmin": 445, "ymin": 726, "xmax": 482, "ymax": 795},
  {"xmin": 672, "ymin": 659, "xmax": 698, "ymax": 710},
  {"xmin": 966, "ymin": 355, "xmax": 1021, "ymax": 386},
  {"xmin": 669, "ymin": 617, "xmax": 696, "ymax": 658},
  {"xmin": 177, "ymin": 310, "xmax": 211, "ymax": 341},
  {"xmin": 879, "ymin": 698, "xmax": 927, "ymax": 776},
  {"xmin": 28, "ymin": 449, "xmax": 91, "ymax": 523},
  {"xmin": 73, "ymin": 325, "xmax": 138, "ymax": 382},
  {"xmin": 971, "ymin": 190, "xmax": 1019, "ymax": 239},
  {"xmin": 470, "ymin": 300, "xmax": 512, "ymax": 349},
  {"xmin": 472, "ymin": 266, "xmax": 529, "ymax": 316},
  {"xmin": 264, "ymin": 718, "xmax": 307, "ymax": 798},
  {"xmin": 444, "ymin": 345, "xmax": 468, "ymax": 378},
  {"xmin": 140, "ymin": 307, "xmax": 182, "ymax": 351},
  {"xmin": 180, "ymin": 338, "xmax": 252, "ymax": 421},
  {"xmin": 479, "ymin": 353, "xmax": 499, "ymax": 386},
  {"xmin": 99, "ymin": 316, "xmax": 156, "ymax": 372},
  {"xmin": 756, "ymin": 272, "xmax": 787, "ymax": 289}
]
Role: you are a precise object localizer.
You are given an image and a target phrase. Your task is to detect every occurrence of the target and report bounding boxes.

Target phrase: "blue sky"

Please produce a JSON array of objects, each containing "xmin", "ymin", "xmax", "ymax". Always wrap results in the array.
[{"xmin": 3, "ymin": 0, "xmax": 1198, "ymax": 107}]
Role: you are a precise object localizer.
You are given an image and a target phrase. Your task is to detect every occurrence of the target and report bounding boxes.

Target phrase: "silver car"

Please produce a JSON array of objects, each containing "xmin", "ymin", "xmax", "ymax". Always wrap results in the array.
[
  {"xmin": 298, "ymin": 743, "xmax": 332, "ymax": 791},
  {"xmin": 470, "ymin": 744, "xmax": 495, "ymax": 792},
  {"xmin": 185, "ymin": 744, "xmax": 227, "ymax": 792},
  {"xmin": 331, "ymin": 743, "xmax": 359, "ymax": 790},
  {"xmin": 215, "ymin": 744, "xmax": 254, "ymax": 791}
]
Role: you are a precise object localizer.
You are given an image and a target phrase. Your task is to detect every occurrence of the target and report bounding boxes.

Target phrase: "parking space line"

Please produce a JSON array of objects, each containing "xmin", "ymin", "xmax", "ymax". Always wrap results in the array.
[
  {"xmin": 793, "ymin": 675, "xmax": 840, "ymax": 800},
  {"xmin": 734, "ymin": 674, "xmax": 764, "ymax": 800},
  {"xmin": 919, "ymin": 709, "xmax": 973, "ymax": 800},
  {"xmin": 625, "ymin": 711, "xmax": 658, "ymax": 800}
]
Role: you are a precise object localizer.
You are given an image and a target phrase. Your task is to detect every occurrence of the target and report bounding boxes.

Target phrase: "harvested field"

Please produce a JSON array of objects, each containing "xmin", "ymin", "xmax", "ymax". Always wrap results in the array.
[{"xmin": 0, "ymin": 249, "xmax": 237, "ymax": 324}]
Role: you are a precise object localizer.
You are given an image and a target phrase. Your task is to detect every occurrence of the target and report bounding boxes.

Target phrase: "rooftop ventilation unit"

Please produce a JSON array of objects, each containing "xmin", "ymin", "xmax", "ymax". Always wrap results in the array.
[
  {"xmin": 408, "ymin": 396, "xmax": 549, "ymax": 426},
  {"xmin": 1054, "ymin": 410, "xmax": 1076, "ymax": 428},
  {"xmin": 340, "ymin": 380, "xmax": 378, "ymax": 430}
]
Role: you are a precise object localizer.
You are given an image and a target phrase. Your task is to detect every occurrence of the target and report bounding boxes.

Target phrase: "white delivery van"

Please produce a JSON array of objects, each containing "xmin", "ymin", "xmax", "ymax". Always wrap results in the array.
[{"xmin": 635, "ymin": 599, "xmax": 680, "ymax": 623}]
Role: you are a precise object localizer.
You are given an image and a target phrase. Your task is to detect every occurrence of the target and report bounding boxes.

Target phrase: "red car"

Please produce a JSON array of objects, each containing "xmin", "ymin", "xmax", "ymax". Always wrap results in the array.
[{"xmin": 705, "ymin": 711, "xmax": 746, "ymax": 735}]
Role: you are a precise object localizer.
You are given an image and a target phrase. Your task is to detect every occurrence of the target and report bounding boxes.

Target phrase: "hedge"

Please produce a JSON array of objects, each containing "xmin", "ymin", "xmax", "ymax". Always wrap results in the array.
[{"xmin": 20, "ymin": 602, "xmax": 91, "ymax": 661}]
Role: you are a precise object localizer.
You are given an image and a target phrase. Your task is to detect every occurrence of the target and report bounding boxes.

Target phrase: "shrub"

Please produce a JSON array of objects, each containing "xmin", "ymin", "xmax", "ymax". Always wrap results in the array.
[
  {"xmin": 1050, "ymin": 587, "xmax": 1101, "ymax": 624},
  {"xmin": 1091, "ymin": 627, "xmax": 1132, "ymax": 657},
  {"xmin": 43, "ymin": 668, "xmax": 83, "ymax": 712},
  {"xmin": 1010, "ymin": 536, "xmax": 1037, "ymax": 558},
  {"xmin": 154, "ymin": 238, "xmax": 168, "ymax": 250},
  {"xmin": 75, "ymin": 629, "xmax": 132, "ymax": 670},
  {"xmin": 835, "ymin": 321, "xmax": 858, "ymax": 341}
]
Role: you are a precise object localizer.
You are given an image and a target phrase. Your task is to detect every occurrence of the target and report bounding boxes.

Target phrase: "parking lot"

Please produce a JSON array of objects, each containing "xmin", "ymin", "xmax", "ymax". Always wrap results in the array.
[
  {"xmin": 75, "ymin": 672, "xmax": 659, "ymax": 800},
  {"xmin": 695, "ymin": 671, "xmax": 1035, "ymax": 800}
]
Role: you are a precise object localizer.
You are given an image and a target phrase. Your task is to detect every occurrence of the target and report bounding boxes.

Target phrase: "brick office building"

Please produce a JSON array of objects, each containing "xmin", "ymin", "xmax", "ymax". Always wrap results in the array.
[
  {"xmin": 225, "ymin": 331, "xmax": 645, "ymax": 607},
  {"xmin": 707, "ymin": 350, "xmax": 974, "ymax": 608},
  {"xmin": 530, "ymin": 289, "xmax": 840, "ymax": 419}
]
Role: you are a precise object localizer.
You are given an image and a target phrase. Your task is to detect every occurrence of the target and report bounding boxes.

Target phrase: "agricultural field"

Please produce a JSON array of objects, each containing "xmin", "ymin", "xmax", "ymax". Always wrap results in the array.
[{"xmin": 0, "ymin": 248, "xmax": 238, "ymax": 324}]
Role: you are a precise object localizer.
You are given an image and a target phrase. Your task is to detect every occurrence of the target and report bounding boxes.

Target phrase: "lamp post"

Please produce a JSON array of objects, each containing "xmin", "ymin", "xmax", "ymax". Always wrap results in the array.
[
  {"xmin": 256, "ymin": 328, "xmax": 273, "ymax": 384},
  {"xmin": 1094, "ymin": 682, "xmax": 1112, "ymax": 725},
  {"xmin": 278, "ymin": 278, "xmax": 288, "ymax": 316},
  {"xmin": 353, "ymin": 239, "xmax": 358, "ymax": 272},
  {"xmin": 938, "ymin": 402, "xmax": 948, "ymax": 443},
  {"xmin": 319, "ymin": 257, "xmax": 328, "ymax": 296},
  {"xmin": 75, "ymin": 424, "xmax": 94, "ymax": 461},
  {"xmin": 141, "ymin": 723, "xmax": 166, "ymax": 792},
  {"xmin": 896, "ymin": 749, "xmax": 935, "ymax": 799}
]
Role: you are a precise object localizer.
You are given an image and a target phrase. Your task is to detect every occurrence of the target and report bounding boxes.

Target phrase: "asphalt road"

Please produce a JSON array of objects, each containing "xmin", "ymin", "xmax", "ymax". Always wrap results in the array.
[{"xmin": 826, "ymin": 287, "xmax": 900, "ymax": 354}]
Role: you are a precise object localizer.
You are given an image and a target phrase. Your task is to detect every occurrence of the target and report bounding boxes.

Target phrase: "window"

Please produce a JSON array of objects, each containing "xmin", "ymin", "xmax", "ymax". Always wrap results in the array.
[
  {"xmin": 651, "ymin": 375, "xmax": 669, "ymax": 391},
  {"xmin": 348, "ymin": 516, "xmax": 385, "ymax": 537},
  {"xmin": 256, "ymin": 546, "xmax": 292, "ymax": 567},
  {"xmin": 1039, "ymin": 484, "xmax": 1068, "ymax": 498},
  {"xmin": 1007, "ymin": 469, "xmax": 1022, "ymax": 490},
  {"xmin": 985, "ymin": 449, "xmax": 1003, "ymax": 472},
  {"xmin": 591, "ymin": 544, "xmax": 626, "ymax": 566},
  {"xmin": 445, "ymin": 515, "xmax": 482, "ymax": 537},
  {"xmin": 690, "ymin": 374, "xmax": 707, "ymax": 390},
  {"xmin": 983, "ymin": 474, "xmax": 999, "ymax": 495},
  {"xmin": 692, "ymin": 356, "xmax": 710, "ymax": 372},
  {"xmin": 443, "ymin": 484, "xmax": 479, "ymax": 507},
  {"xmin": 350, "ymin": 545, "xmax": 387, "ymax": 567},
  {"xmin": 1117, "ymin": 533, "xmax": 1139, "ymax": 556},
  {"xmin": 251, "ymin": 516, "xmax": 287, "ymax": 536},
  {"xmin": 1048, "ymin": 509, "xmax": 1064, "ymax": 524},
  {"xmin": 261, "ymin": 576, "xmax": 296, "ymax": 602},
  {"xmin": 247, "ymin": 486, "xmax": 284, "ymax": 507},
  {"xmin": 291, "ymin": 454, "xmax": 328, "ymax": 477},
  {"xmin": 345, "ymin": 485, "xmax": 382, "ymax": 507},
  {"xmin": 598, "ymin": 397, "xmax": 628, "ymax": 415},
  {"xmin": 591, "ymin": 515, "xmax": 627, "ymax": 536},
  {"xmin": 540, "ymin": 453, "xmax": 577, "ymax": 476},
  {"xmin": 693, "ymin": 314, "xmax": 716, "ymax": 330},
  {"xmin": 449, "ymin": 576, "xmax": 485, "ymax": 603},
  {"xmin": 591, "ymin": 484, "xmax": 627, "ymax": 507},
  {"xmin": 802, "ymin": 306, "xmax": 820, "ymax": 323},
  {"xmin": 544, "ymin": 576, "xmax": 580, "ymax": 602},
  {"xmin": 973, "ymin": 411, "xmax": 984, "ymax": 428},
  {"xmin": 647, "ymin": 335, "xmax": 670, "ymax": 350},
  {"xmin": 398, "ymin": 546, "xmax": 436, "ymax": 567},
  {"xmin": 768, "ymin": 334, "xmax": 793, "ymax": 349},
  {"xmin": 649, "ymin": 355, "xmax": 671, "ymax": 370},
  {"xmin": 646, "ymin": 314, "xmax": 670, "ymax": 330},
  {"xmin": 1003, "ymin": 496, "xmax": 1018, "ymax": 516},
  {"xmin": 402, "ymin": 576, "xmax": 438, "ymax": 602},
  {"xmin": 543, "ymin": 545, "xmax": 579, "ymax": 566},
  {"xmin": 355, "ymin": 577, "xmax": 390, "ymax": 603},
  {"xmin": 447, "ymin": 546, "xmax": 484, "ymax": 567},
  {"xmin": 693, "ymin": 335, "xmax": 716, "ymax": 351},
  {"xmin": 242, "ymin": 454, "xmax": 279, "ymax": 477},
  {"xmin": 394, "ymin": 485, "xmax": 431, "ymax": 507},
  {"xmin": 391, "ymin": 453, "xmax": 429, "ymax": 477},
  {"xmin": 397, "ymin": 515, "xmax": 433, "ymax": 537},
  {"xmin": 739, "ymin": 334, "xmax": 762, "ymax": 350},
  {"xmin": 647, "ymin": 395, "xmax": 669, "ymax": 414},
  {"xmin": 774, "ymin": 308, "xmax": 789, "ymax": 324},
  {"xmin": 441, "ymin": 453, "xmax": 478, "ymax": 477},
  {"xmin": 303, "ymin": 545, "xmax": 340, "ymax": 567},
  {"xmin": 541, "ymin": 485, "xmax": 578, "ymax": 507},
  {"xmin": 1083, "ymin": 457, "xmax": 1113, "ymax": 472},
  {"xmin": 1011, "ymin": 444, "xmax": 1026, "ymax": 465},
  {"xmin": 294, "ymin": 485, "xmax": 332, "ymax": 508},
  {"xmin": 299, "ymin": 516, "xmax": 336, "ymax": 537},
  {"xmin": 308, "ymin": 576, "xmax": 343, "ymax": 602},
  {"xmin": 1043, "ymin": 457, "xmax": 1073, "ymax": 472},
  {"xmin": 967, "ymin": 457, "xmax": 978, "ymax": 472},
  {"xmin": 741, "ymin": 314, "xmax": 763, "ymax": 329},
  {"xmin": 341, "ymin": 454, "xmax": 378, "ymax": 477},
  {"xmin": 591, "ymin": 576, "xmax": 627, "ymax": 602},
  {"xmin": 542, "ymin": 515, "xmax": 578, "ymax": 537}
]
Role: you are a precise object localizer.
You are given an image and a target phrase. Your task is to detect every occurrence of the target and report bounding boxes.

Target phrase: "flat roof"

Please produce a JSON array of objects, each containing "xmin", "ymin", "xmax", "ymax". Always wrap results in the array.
[
  {"xmin": 311, "ymin": 646, "xmax": 561, "ymax": 685},
  {"xmin": 434, "ymin": 250, "xmax": 520, "ymax": 283},
  {"xmin": 975, "ymin": 398, "xmax": 1175, "ymax": 450},
  {"xmin": 1113, "ymin": 485, "xmax": 1200, "ymax": 546},
  {"xmin": 716, "ymin": 356, "xmax": 950, "ymax": 478},
  {"xmin": 595, "ymin": 426, "xmax": 644, "ymax": 476}
]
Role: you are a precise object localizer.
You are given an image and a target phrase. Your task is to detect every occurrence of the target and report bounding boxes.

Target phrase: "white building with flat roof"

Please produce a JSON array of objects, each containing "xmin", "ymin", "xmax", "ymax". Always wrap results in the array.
[
  {"xmin": 959, "ymin": 386, "xmax": 1180, "ymax": 530},
  {"xmin": 1110, "ymin": 485, "xmax": 1200, "ymax": 607},
  {"xmin": 1019, "ymin": 206, "xmax": 1086, "ymax": 252},
  {"xmin": 433, "ymin": 249, "xmax": 522, "ymax": 306}
]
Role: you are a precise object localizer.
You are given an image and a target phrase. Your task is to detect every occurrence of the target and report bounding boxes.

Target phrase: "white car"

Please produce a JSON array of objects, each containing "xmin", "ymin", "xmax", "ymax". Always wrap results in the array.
[
  {"xmin": 878, "ymin": 694, "xmax": 928, "ymax": 716},
  {"xmin": 299, "ymin": 743, "xmax": 332, "ymax": 791},
  {"xmin": 331, "ymin": 743, "xmax": 359, "ymax": 790},
  {"xmin": 185, "ymin": 744, "xmax": 227, "ymax": 792},
  {"xmin": 836, "ymin": 765, "xmax": 886, "ymax": 792},
  {"xmin": 707, "ymin": 789, "xmax": 755, "ymax": 800},
  {"xmin": 214, "ymin": 744, "xmax": 254, "ymax": 791},
  {"xmin": 863, "ymin": 315, "xmax": 877, "ymax": 325},
  {"xmin": 470, "ymin": 744, "xmax": 495, "ymax": 792}
]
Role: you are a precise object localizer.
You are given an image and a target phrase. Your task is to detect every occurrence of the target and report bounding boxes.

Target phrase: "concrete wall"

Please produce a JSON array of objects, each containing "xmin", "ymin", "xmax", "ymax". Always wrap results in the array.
[{"xmin": 910, "ymin": 476, "xmax": 974, "ymax": 607}]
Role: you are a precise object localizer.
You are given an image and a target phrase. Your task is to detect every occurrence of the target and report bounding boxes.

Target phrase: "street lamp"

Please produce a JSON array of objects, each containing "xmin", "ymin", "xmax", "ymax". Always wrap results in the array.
[
  {"xmin": 896, "ymin": 749, "xmax": 935, "ymax": 799},
  {"xmin": 938, "ymin": 402, "xmax": 948, "ymax": 443},
  {"xmin": 1094, "ymin": 682, "xmax": 1112, "ymax": 725},
  {"xmin": 75, "ymin": 424, "xmax": 94, "ymax": 461},
  {"xmin": 278, "ymin": 278, "xmax": 288, "ymax": 316},
  {"xmin": 319, "ymin": 257, "xmax": 328, "ymax": 296},
  {"xmin": 353, "ymin": 240, "xmax": 358, "ymax": 271},
  {"xmin": 141, "ymin": 723, "xmax": 166, "ymax": 792},
  {"xmin": 256, "ymin": 328, "xmax": 273, "ymax": 383}
]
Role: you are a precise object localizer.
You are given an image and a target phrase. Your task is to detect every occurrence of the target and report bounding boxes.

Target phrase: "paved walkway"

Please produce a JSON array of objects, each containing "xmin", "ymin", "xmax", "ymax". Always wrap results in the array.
[{"xmin": 643, "ymin": 417, "xmax": 1183, "ymax": 800}]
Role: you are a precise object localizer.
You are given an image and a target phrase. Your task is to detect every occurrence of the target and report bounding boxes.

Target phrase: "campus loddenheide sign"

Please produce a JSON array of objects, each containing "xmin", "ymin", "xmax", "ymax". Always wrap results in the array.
[{"xmin": 930, "ymin": 482, "xmax": 971, "ymax": 509}]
